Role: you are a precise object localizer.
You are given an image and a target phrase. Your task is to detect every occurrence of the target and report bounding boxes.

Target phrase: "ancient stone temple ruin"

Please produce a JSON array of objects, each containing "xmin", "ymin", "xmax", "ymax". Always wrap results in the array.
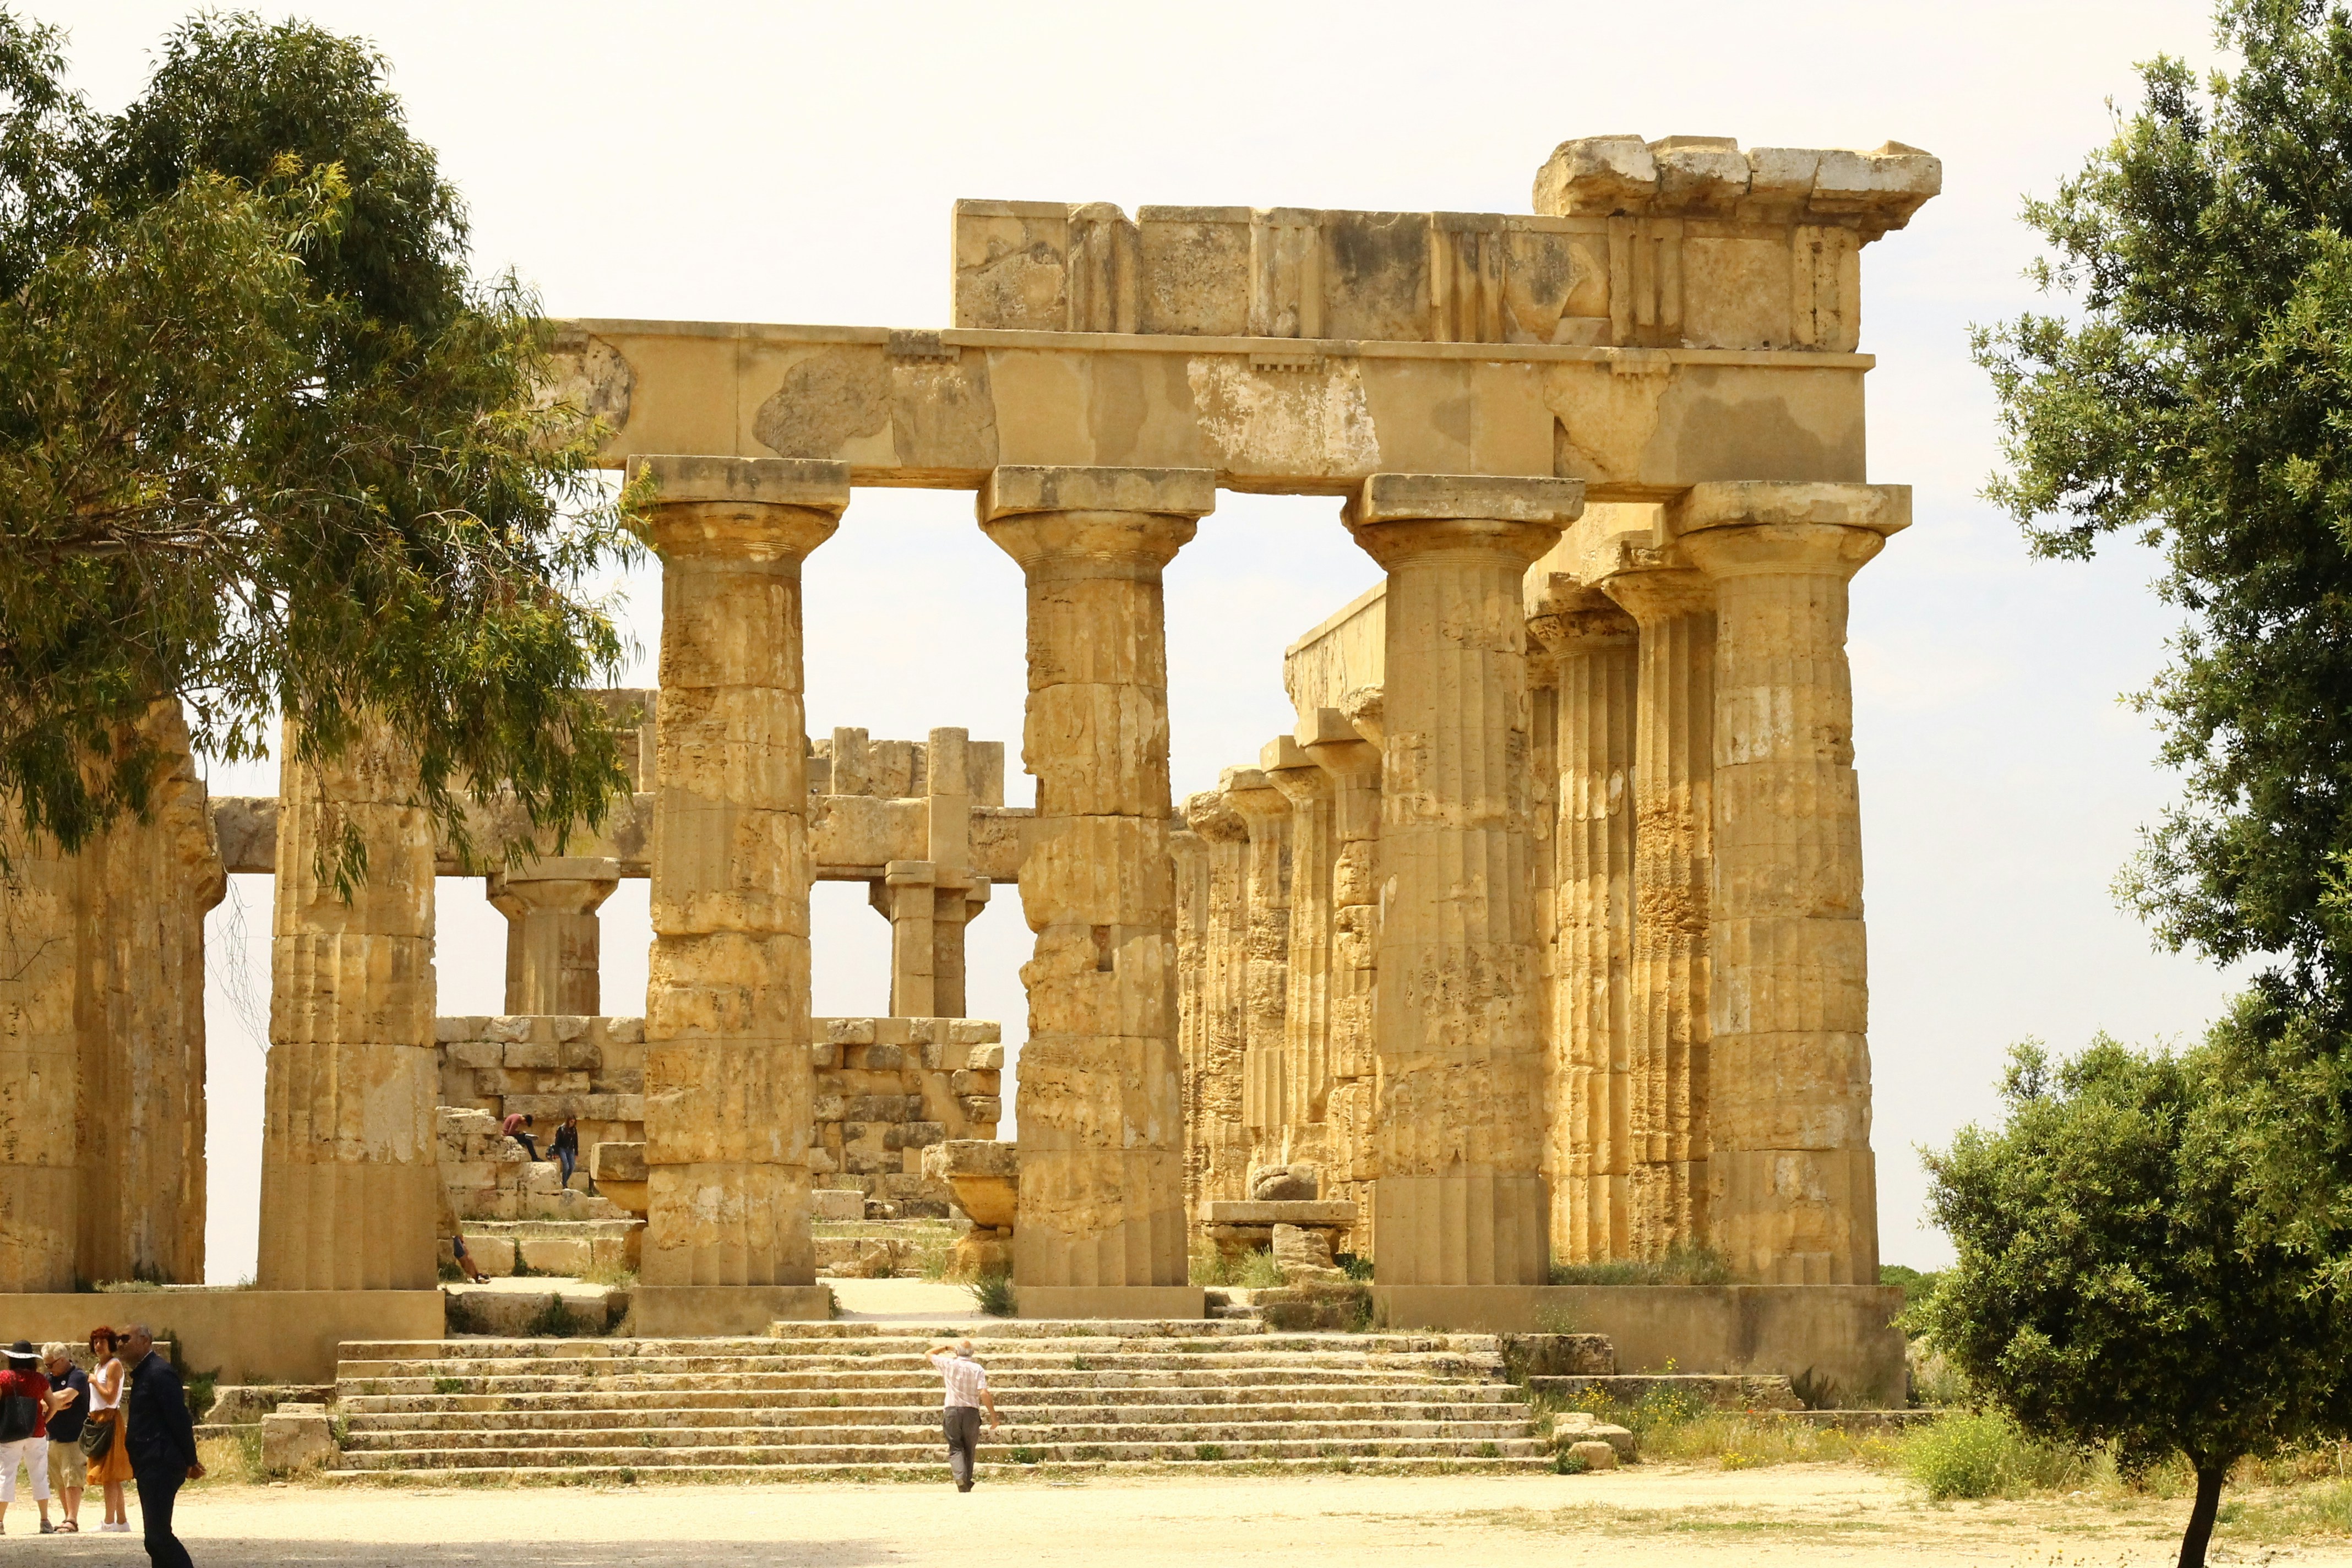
[{"xmin": 0, "ymin": 133, "xmax": 1935, "ymax": 1392}]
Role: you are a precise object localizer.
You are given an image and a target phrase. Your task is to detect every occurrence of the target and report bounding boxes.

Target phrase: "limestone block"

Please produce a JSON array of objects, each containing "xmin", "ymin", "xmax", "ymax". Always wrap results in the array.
[
  {"xmin": 1564, "ymin": 1438, "xmax": 1621, "ymax": 1472},
  {"xmin": 486, "ymin": 1016, "xmax": 533, "ymax": 1044},
  {"xmin": 923, "ymin": 1140, "xmax": 1020, "ymax": 1229},
  {"xmin": 1555, "ymin": 1415, "xmax": 1639, "ymax": 1462},
  {"xmin": 260, "ymin": 1404, "xmax": 336, "ymax": 1472},
  {"xmin": 603, "ymin": 1017, "xmax": 646, "ymax": 1045},
  {"xmin": 961, "ymin": 1096, "xmax": 1003, "ymax": 1123},
  {"xmin": 812, "ymin": 1188, "xmax": 865, "ymax": 1222},
  {"xmin": 519, "ymin": 1235, "xmax": 591, "ymax": 1274},
  {"xmin": 590, "ymin": 1142, "xmax": 646, "ymax": 1183},
  {"xmin": 948, "ymin": 1020, "xmax": 1001, "ymax": 1046},
  {"xmin": 447, "ymin": 1039, "xmax": 502, "ymax": 1071},
  {"xmin": 1251, "ymin": 1164, "xmax": 1320, "ymax": 1201},
  {"xmin": 950, "ymin": 1226, "xmax": 1015, "ymax": 1281},
  {"xmin": 883, "ymin": 1121, "xmax": 945, "ymax": 1151},
  {"xmin": 967, "ymin": 1043, "xmax": 1005, "ymax": 1070},
  {"xmin": 1272, "ymin": 1223, "xmax": 1346, "ymax": 1283}
]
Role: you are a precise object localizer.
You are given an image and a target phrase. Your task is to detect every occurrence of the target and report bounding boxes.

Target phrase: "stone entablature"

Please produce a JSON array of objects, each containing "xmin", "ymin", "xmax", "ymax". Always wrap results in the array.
[{"xmin": 952, "ymin": 139, "xmax": 1935, "ymax": 351}]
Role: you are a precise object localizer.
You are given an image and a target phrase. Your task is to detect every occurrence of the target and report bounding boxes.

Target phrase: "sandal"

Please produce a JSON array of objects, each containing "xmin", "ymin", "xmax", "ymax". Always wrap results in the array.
[{"xmin": 56, "ymin": 1520, "xmax": 77, "ymax": 1532}]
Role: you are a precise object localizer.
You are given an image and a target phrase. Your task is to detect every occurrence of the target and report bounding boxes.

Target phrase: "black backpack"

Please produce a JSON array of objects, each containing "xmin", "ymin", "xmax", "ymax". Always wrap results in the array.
[{"xmin": 0, "ymin": 1384, "xmax": 37, "ymax": 1444}]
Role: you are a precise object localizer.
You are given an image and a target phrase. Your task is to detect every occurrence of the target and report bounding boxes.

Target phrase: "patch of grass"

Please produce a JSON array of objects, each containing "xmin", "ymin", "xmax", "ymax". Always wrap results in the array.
[
  {"xmin": 1331, "ymin": 1253, "xmax": 1375, "ymax": 1282},
  {"xmin": 1546, "ymin": 1243, "xmax": 1730, "ymax": 1287},
  {"xmin": 579, "ymin": 1261, "xmax": 637, "ymax": 1289},
  {"xmin": 191, "ymin": 1429, "xmax": 266, "ymax": 1487},
  {"xmin": 437, "ymin": 1258, "xmax": 465, "ymax": 1283},
  {"xmin": 1899, "ymin": 1408, "xmax": 2095, "ymax": 1499},
  {"xmin": 1010, "ymin": 1445, "xmax": 1042, "ymax": 1465},
  {"xmin": 433, "ymin": 1375, "xmax": 466, "ymax": 1395},
  {"xmin": 1195, "ymin": 1443, "xmax": 1227, "ymax": 1461},
  {"xmin": 968, "ymin": 1272, "xmax": 1016, "ymax": 1317},
  {"xmin": 523, "ymin": 1294, "xmax": 584, "ymax": 1338}
]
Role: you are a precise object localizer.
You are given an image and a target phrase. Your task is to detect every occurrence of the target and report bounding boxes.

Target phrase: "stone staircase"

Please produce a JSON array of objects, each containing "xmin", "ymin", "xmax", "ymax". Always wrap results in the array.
[{"xmin": 325, "ymin": 1319, "xmax": 1550, "ymax": 1482}]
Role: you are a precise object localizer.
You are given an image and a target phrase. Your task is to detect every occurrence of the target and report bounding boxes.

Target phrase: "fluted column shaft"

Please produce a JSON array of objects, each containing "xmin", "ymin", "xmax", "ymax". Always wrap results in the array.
[
  {"xmin": 259, "ymin": 718, "xmax": 438, "ymax": 1291},
  {"xmin": 1680, "ymin": 482, "xmax": 1905, "ymax": 1285},
  {"xmin": 983, "ymin": 465, "xmax": 1214, "ymax": 1289},
  {"xmin": 1222, "ymin": 766, "xmax": 1292, "ymax": 1148},
  {"xmin": 1344, "ymin": 472, "xmax": 1582, "ymax": 1287},
  {"xmin": 1183, "ymin": 791, "xmax": 1253, "ymax": 1208},
  {"xmin": 640, "ymin": 455, "xmax": 846, "ymax": 1290},
  {"xmin": 1528, "ymin": 590, "xmax": 1640, "ymax": 1264},
  {"xmin": 489, "ymin": 858, "xmax": 620, "ymax": 1016},
  {"xmin": 1302, "ymin": 710, "xmax": 1382, "ymax": 1252},
  {"xmin": 1603, "ymin": 563, "xmax": 1716, "ymax": 1257},
  {"xmin": 1268, "ymin": 744, "xmax": 1336, "ymax": 1178}
]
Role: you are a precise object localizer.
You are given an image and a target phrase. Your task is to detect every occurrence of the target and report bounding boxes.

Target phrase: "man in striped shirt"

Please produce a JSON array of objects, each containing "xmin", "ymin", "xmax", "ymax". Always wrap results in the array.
[{"xmin": 926, "ymin": 1338, "xmax": 1001, "ymax": 1492}]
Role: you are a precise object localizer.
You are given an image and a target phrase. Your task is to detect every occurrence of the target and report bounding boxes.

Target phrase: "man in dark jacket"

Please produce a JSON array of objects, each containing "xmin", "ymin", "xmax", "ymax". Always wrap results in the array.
[{"xmin": 118, "ymin": 1326, "xmax": 200, "ymax": 1568}]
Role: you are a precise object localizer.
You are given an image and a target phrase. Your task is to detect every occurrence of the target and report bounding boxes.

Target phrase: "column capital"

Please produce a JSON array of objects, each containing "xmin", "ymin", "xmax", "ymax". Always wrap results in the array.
[
  {"xmin": 1343, "ymin": 473, "xmax": 1583, "ymax": 570},
  {"xmin": 1220, "ymin": 766, "xmax": 1289, "ymax": 824},
  {"xmin": 979, "ymin": 465, "xmax": 1217, "ymax": 522},
  {"xmin": 1672, "ymin": 483, "xmax": 1907, "ymax": 582},
  {"xmin": 1262, "ymin": 736, "xmax": 1335, "ymax": 807},
  {"xmin": 1599, "ymin": 558, "xmax": 1713, "ymax": 625},
  {"xmin": 635, "ymin": 455, "xmax": 849, "ymax": 562},
  {"xmin": 1183, "ymin": 790, "xmax": 1249, "ymax": 844},
  {"xmin": 1297, "ymin": 707, "xmax": 1380, "ymax": 784},
  {"xmin": 1526, "ymin": 575, "xmax": 1637, "ymax": 652},
  {"xmin": 1672, "ymin": 481, "xmax": 1910, "ymax": 537}
]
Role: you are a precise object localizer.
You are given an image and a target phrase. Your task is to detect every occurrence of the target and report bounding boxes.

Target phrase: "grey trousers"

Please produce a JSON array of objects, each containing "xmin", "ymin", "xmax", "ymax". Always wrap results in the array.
[{"xmin": 944, "ymin": 1404, "xmax": 982, "ymax": 1487}]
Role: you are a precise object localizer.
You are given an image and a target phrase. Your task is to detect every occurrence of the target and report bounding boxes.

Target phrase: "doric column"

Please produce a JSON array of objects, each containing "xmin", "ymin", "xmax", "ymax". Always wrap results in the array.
[
  {"xmin": 1221, "ymin": 765, "xmax": 1292, "ymax": 1156},
  {"xmin": 982, "ymin": 464, "xmax": 1214, "ymax": 1292},
  {"xmin": 259, "ymin": 718, "xmax": 438, "ymax": 1291},
  {"xmin": 1266, "ymin": 737, "xmax": 1335, "ymax": 1168},
  {"xmin": 1343, "ymin": 472, "xmax": 1583, "ymax": 1287},
  {"xmin": 1676, "ymin": 481, "xmax": 1908, "ymax": 1286},
  {"xmin": 1300, "ymin": 706, "xmax": 1381, "ymax": 1250},
  {"xmin": 638, "ymin": 455, "xmax": 846, "ymax": 1304},
  {"xmin": 1527, "ymin": 584, "xmax": 1640, "ymax": 1264},
  {"xmin": 487, "ymin": 857, "xmax": 619, "ymax": 1016},
  {"xmin": 1183, "ymin": 790, "xmax": 1253, "ymax": 1208},
  {"xmin": 1602, "ymin": 554, "xmax": 1716, "ymax": 1257},
  {"xmin": 0, "ymin": 825, "xmax": 84, "ymax": 1291}
]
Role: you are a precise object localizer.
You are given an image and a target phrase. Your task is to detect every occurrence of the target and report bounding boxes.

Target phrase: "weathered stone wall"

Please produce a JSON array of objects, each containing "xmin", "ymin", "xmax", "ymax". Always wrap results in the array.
[{"xmin": 433, "ymin": 1013, "xmax": 1001, "ymax": 1219}]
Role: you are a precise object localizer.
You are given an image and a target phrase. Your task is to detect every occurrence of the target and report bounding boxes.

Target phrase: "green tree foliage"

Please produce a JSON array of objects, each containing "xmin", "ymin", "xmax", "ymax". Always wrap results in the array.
[
  {"xmin": 1975, "ymin": 0, "xmax": 2352, "ymax": 1010},
  {"xmin": 0, "ymin": 8, "xmax": 643, "ymax": 874},
  {"xmin": 1921, "ymin": 1039, "xmax": 2352, "ymax": 1567}
]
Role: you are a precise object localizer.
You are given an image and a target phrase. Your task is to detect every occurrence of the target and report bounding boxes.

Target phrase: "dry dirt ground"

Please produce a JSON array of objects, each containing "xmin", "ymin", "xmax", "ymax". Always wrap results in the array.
[{"xmin": 8, "ymin": 1466, "xmax": 2349, "ymax": 1566}]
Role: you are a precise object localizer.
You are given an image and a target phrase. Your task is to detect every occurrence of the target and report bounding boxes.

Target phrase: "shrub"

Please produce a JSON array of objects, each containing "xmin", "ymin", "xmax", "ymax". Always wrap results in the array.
[
  {"xmin": 1901, "ymin": 1409, "xmax": 2094, "ymax": 1499},
  {"xmin": 969, "ymin": 1272, "xmax": 1016, "ymax": 1317}
]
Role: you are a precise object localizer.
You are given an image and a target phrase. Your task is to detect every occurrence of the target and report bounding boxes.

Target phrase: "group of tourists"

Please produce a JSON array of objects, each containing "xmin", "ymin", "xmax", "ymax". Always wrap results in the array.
[{"xmin": 0, "ymin": 1324, "xmax": 202, "ymax": 1564}]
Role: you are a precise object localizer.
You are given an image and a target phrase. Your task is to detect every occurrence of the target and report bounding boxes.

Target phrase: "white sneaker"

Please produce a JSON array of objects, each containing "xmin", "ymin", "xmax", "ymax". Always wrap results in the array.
[{"xmin": 101, "ymin": 1521, "xmax": 129, "ymax": 1532}]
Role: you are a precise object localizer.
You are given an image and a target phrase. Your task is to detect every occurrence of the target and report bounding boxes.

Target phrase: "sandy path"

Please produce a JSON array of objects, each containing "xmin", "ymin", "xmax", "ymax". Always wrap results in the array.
[{"xmin": 10, "ymin": 1465, "xmax": 2345, "ymax": 1566}]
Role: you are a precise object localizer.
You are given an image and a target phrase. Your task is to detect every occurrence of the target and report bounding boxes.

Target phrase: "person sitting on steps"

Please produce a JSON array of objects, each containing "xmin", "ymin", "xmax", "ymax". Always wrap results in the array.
[{"xmin": 501, "ymin": 1111, "xmax": 540, "ymax": 1161}]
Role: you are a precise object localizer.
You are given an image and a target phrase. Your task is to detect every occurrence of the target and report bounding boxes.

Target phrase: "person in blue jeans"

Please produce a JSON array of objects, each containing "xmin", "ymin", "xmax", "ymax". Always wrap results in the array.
[
  {"xmin": 551, "ymin": 1115, "xmax": 589, "ymax": 1193},
  {"xmin": 118, "ymin": 1326, "xmax": 199, "ymax": 1568}
]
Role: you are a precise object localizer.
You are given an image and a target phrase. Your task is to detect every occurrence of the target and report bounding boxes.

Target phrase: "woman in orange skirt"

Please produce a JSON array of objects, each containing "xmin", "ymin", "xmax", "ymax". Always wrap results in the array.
[{"xmin": 81, "ymin": 1328, "xmax": 130, "ymax": 1532}]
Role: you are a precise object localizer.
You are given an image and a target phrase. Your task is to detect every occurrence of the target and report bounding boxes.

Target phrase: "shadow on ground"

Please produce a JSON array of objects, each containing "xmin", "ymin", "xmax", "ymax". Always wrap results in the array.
[{"xmin": 20, "ymin": 1540, "xmax": 894, "ymax": 1565}]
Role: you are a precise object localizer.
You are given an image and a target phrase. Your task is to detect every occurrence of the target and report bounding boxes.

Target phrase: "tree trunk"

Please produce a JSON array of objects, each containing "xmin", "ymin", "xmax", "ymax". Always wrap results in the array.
[{"xmin": 2177, "ymin": 1463, "xmax": 2226, "ymax": 1568}]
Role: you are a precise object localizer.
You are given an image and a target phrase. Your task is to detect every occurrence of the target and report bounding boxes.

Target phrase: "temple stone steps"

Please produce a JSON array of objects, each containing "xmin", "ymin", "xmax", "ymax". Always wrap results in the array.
[{"xmin": 325, "ymin": 1319, "xmax": 1548, "ymax": 1481}]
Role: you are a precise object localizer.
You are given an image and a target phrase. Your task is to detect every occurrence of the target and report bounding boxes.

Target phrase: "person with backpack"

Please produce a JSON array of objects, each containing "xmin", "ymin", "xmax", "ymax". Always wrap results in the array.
[
  {"xmin": 551, "ymin": 1115, "xmax": 590, "ymax": 1193},
  {"xmin": 40, "ymin": 1345, "xmax": 86, "ymax": 1533},
  {"xmin": 0, "ymin": 1340, "xmax": 57, "ymax": 1534}
]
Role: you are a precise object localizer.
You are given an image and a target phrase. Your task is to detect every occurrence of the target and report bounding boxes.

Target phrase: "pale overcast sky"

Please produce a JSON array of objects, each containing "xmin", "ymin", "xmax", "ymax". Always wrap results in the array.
[{"xmin": 46, "ymin": 0, "xmax": 2236, "ymax": 1282}]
